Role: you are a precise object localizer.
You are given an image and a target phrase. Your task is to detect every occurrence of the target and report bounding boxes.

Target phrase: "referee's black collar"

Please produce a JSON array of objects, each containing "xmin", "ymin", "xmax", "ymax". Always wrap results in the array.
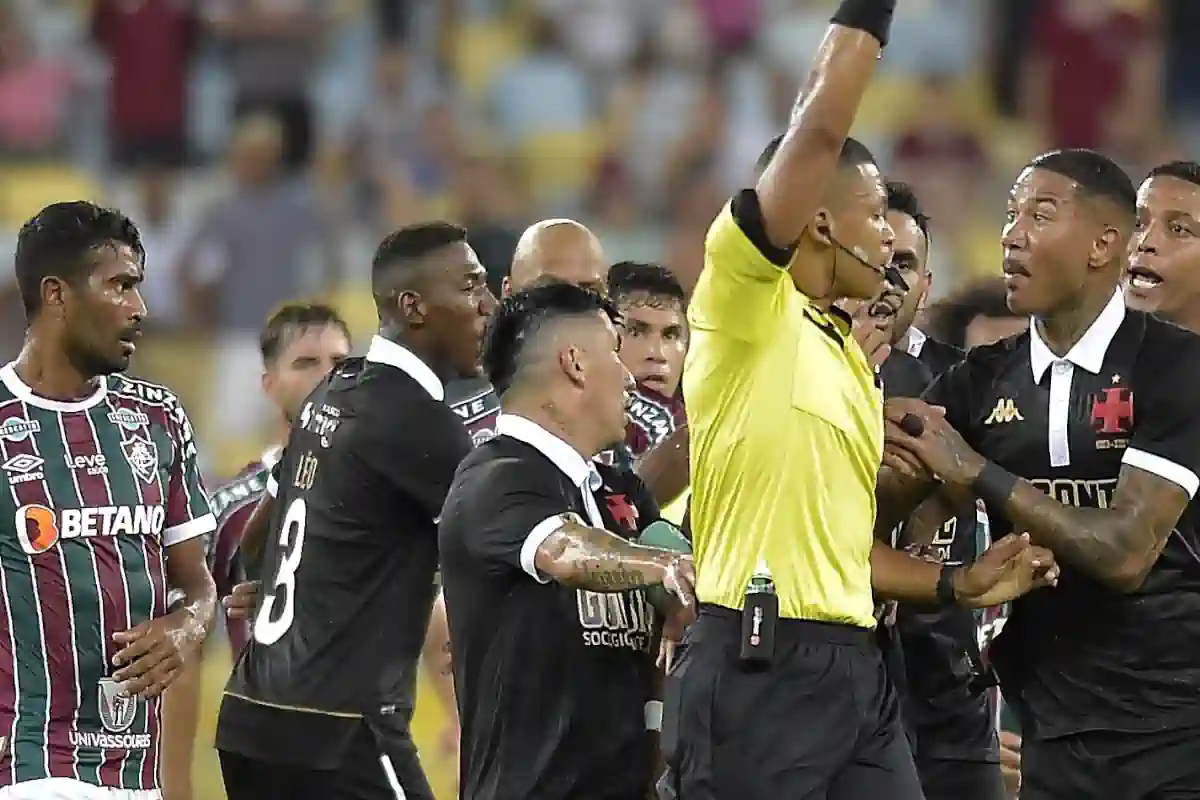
[
  {"xmin": 802, "ymin": 303, "xmax": 852, "ymax": 347},
  {"xmin": 364, "ymin": 335, "xmax": 445, "ymax": 401},
  {"xmin": 496, "ymin": 414, "xmax": 601, "ymax": 491}
]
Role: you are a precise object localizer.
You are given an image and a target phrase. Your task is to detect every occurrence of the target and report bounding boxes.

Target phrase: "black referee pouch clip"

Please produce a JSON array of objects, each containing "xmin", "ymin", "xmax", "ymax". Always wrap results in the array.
[{"xmin": 739, "ymin": 563, "xmax": 778, "ymax": 668}]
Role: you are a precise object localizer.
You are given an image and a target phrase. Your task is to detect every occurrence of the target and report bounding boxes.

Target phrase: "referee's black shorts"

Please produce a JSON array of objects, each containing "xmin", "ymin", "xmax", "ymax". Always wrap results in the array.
[
  {"xmin": 220, "ymin": 718, "xmax": 434, "ymax": 800},
  {"xmin": 1020, "ymin": 722, "xmax": 1200, "ymax": 799},
  {"xmin": 663, "ymin": 605, "xmax": 923, "ymax": 800}
]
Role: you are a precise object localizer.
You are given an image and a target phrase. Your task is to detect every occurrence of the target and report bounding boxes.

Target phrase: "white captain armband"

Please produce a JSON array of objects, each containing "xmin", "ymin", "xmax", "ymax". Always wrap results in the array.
[{"xmin": 645, "ymin": 700, "xmax": 663, "ymax": 732}]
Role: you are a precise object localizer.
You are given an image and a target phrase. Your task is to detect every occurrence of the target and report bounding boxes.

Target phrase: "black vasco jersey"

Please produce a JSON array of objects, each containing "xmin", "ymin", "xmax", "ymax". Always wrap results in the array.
[
  {"xmin": 217, "ymin": 338, "xmax": 471, "ymax": 769},
  {"xmin": 882, "ymin": 351, "xmax": 998, "ymax": 759},
  {"xmin": 907, "ymin": 328, "xmax": 964, "ymax": 380},
  {"xmin": 924, "ymin": 294, "xmax": 1200, "ymax": 739},
  {"xmin": 440, "ymin": 420, "xmax": 662, "ymax": 800}
]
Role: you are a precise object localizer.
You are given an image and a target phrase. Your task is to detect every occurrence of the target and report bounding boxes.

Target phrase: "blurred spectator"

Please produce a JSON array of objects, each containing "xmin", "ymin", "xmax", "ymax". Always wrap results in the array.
[
  {"xmin": 131, "ymin": 169, "xmax": 193, "ymax": 328},
  {"xmin": 761, "ymin": 0, "xmax": 835, "ymax": 83},
  {"xmin": 203, "ymin": 0, "xmax": 335, "ymax": 171},
  {"xmin": 93, "ymin": 0, "xmax": 198, "ymax": 170},
  {"xmin": 454, "ymin": 155, "xmax": 525, "ymax": 295},
  {"xmin": 0, "ymin": 228, "xmax": 21, "ymax": 355},
  {"xmin": 892, "ymin": 75, "xmax": 993, "ymax": 283},
  {"xmin": 180, "ymin": 113, "xmax": 340, "ymax": 444},
  {"xmin": 1021, "ymin": 0, "xmax": 1161, "ymax": 153},
  {"xmin": 344, "ymin": 45, "xmax": 457, "ymax": 230},
  {"xmin": 486, "ymin": 12, "xmax": 591, "ymax": 147},
  {"xmin": 536, "ymin": 0, "xmax": 662, "ymax": 77},
  {"xmin": 0, "ymin": 5, "xmax": 74, "ymax": 159},
  {"xmin": 603, "ymin": 35, "xmax": 707, "ymax": 214}
]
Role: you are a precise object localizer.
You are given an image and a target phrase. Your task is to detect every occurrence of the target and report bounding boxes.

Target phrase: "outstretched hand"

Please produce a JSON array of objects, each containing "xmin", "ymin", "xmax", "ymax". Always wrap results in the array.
[
  {"xmin": 956, "ymin": 533, "xmax": 1059, "ymax": 608},
  {"xmin": 884, "ymin": 397, "xmax": 986, "ymax": 486}
]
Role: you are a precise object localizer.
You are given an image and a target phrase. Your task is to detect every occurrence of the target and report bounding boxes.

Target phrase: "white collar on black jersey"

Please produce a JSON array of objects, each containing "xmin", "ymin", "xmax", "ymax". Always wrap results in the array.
[
  {"xmin": 364, "ymin": 335, "xmax": 444, "ymax": 401},
  {"xmin": 0, "ymin": 362, "xmax": 107, "ymax": 412},
  {"xmin": 1029, "ymin": 289, "xmax": 1125, "ymax": 383},
  {"xmin": 904, "ymin": 327, "xmax": 927, "ymax": 358},
  {"xmin": 496, "ymin": 413, "xmax": 602, "ymax": 491}
]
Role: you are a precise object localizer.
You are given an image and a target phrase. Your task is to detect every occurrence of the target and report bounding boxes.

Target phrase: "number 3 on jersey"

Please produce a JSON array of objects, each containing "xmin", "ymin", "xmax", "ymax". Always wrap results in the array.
[{"xmin": 254, "ymin": 497, "xmax": 307, "ymax": 645}]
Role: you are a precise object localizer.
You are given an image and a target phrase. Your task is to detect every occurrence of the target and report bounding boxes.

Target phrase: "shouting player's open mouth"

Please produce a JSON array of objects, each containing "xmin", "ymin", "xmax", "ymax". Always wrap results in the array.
[{"xmin": 1125, "ymin": 262, "xmax": 1164, "ymax": 301}]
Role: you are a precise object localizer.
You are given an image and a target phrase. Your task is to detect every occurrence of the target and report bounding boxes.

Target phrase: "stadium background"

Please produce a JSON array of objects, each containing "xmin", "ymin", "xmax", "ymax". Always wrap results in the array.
[{"xmin": 0, "ymin": 0, "xmax": 1190, "ymax": 796}]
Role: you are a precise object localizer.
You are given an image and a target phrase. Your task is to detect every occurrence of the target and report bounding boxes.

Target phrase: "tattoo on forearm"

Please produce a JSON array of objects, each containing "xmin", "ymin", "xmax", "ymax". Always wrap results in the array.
[
  {"xmin": 1003, "ymin": 470, "xmax": 1180, "ymax": 589},
  {"xmin": 580, "ymin": 564, "xmax": 649, "ymax": 591},
  {"xmin": 545, "ymin": 519, "xmax": 666, "ymax": 593}
]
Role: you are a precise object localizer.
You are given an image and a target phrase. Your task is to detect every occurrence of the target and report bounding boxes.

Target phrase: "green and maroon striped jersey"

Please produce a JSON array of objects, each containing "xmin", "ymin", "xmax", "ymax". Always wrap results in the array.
[{"xmin": 0, "ymin": 364, "xmax": 214, "ymax": 791}]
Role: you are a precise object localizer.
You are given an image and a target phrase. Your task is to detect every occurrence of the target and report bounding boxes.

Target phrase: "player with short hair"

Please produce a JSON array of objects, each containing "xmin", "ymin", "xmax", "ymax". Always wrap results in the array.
[
  {"xmin": 440, "ymin": 282, "xmax": 694, "ymax": 800},
  {"xmin": 0, "ymin": 201, "xmax": 216, "ymax": 798},
  {"xmin": 160, "ymin": 302, "xmax": 350, "ymax": 795},
  {"xmin": 886, "ymin": 148, "xmax": 1200, "ymax": 798},
  {"xmin": 1125, "ymin": 160, "xmax": 1200, "ymax": 333},
  {"xmin": 881, "ymin": 181, "xmax": 965, "ymax": 376},
  {"xmin": 215, "ymin": 222, "xmax": 496, "ymax": 800},
  {"xmin": 608, "ymin": 262, "xmax": 688, "ymax": 460},
  {"xmin": 869, "ymin": 185, "xmax": 1008, "ymax": 800}
]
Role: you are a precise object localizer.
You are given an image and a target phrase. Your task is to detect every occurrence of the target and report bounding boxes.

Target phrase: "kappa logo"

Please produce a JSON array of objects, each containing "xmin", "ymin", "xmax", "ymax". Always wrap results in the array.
[
  {"xmin": 107, "ymin": 408, "xmax": 149, "ymax": 432},
  {"xmin": 2, "ymin": 454, "xmax": 44, "ymax": 485},
  {"xmin": 121, "ymin": 436, "xmax": 158, "ymax": 484},
  {"xmin": 14, "ymin": 503, "xmax": 166, "ymax": 555},
  {"xmin": 0, "ymin": 418, "xmax": 39, "ymax": 443},
  {"xmin": 984, "ymin": 398, "xmax": 1024, "ymax": 425}
]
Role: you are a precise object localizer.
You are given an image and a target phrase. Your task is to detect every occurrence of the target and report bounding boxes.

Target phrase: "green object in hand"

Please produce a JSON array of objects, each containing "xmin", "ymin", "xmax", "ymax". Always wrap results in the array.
[{"xmin": 637, "ymin": 520, "xmax": 691, "ymax": 608}]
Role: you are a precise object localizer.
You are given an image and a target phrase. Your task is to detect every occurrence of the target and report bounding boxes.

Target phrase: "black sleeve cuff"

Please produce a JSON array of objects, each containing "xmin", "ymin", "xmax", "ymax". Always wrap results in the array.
[{"xmin": 729, "ymin": 189, "xmax": 796, "ymax": 268}]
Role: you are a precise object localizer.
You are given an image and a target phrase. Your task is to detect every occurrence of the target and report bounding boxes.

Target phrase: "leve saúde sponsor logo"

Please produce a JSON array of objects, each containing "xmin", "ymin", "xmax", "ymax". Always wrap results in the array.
[{"xmin": 14, "ymin": 504, "xmax": 166, "ymax": 555}]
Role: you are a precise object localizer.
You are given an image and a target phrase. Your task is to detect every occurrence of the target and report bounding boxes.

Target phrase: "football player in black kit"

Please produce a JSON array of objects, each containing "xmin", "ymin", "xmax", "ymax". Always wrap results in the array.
[
  {"xmin": 440, "ymin": 283, "xmax": 694, "ymax": 800},
  {"xmin": 1125, "ymin": 160, "xmax": 1200, "ymax": 335},
  {"xmin": 882, "ymin": 181, "xmax": 964, "ymax": 376},
  {"xmin": 882, "ymin": 148, "xmax": 1200, "ymax": 799},
  {"xmin": 215, "ymin": 222, "xmax": 497, "ymax": 800},
  {"xmin": 872, "ymin": 184, "xmax": 1008, "ymax": 800}
]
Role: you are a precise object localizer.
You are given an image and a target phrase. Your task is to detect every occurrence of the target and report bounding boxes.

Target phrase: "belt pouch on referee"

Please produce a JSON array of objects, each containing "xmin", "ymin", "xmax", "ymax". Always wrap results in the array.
[{"xmin": 740, "ymin": 562, "xmax": 779, "ymax": 667}]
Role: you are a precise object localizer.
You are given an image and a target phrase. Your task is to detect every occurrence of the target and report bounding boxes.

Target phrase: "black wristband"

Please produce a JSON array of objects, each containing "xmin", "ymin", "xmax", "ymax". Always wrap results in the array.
[
  {"xmin": 972, "ymin": 461, "xmax": 1019, "ymax": 511},
  {"xmin": 937, "ymin": 563, "xmax": 960, "ymax": 607},
  {"xmin": 831, "ymin": 0, "xmax": 897, "ymax": 47}
]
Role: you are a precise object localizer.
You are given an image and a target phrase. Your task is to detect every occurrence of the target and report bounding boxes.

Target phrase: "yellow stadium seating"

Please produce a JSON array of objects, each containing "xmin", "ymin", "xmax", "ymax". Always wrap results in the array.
[{"xmin": 0, "ymin": 165, "xmax": 104, "ymax": 230}]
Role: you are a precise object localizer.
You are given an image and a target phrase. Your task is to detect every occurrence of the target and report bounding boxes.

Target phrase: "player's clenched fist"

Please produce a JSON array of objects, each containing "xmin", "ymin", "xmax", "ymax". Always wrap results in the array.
[{"xmin": 223, "ymin": 580, "xmax": 261, "ymax": 620}]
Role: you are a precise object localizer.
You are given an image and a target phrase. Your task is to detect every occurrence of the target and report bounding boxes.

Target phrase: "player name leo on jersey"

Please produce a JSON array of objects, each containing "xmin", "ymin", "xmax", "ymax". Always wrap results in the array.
[{"xmin": 14, "ymin": 503, "xmax": 165, "ymax": 555}]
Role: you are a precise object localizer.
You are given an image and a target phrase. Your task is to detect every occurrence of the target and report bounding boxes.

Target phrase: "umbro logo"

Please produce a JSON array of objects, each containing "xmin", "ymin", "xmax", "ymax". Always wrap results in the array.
[
  {"xmin": 984, "ymin": 398, "xmax": 1024, "ymax": 425},
  {"xmin": 2, "ymin": 454, "xmax": 45, "ymax": 485}
]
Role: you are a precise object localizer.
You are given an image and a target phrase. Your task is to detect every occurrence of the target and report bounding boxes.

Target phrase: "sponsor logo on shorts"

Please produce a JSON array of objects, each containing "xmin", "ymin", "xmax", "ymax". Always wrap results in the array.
[
  {"xmin": 576, "ymin": 589, "xmax": 655, "ymax": 652},
  {"xmin": 0, "ymin": 418, "xmax": 38, "ymax": 442},
  {"xmin": 14, "ymin": 503, "xmax": 166, "ymax": 554}
]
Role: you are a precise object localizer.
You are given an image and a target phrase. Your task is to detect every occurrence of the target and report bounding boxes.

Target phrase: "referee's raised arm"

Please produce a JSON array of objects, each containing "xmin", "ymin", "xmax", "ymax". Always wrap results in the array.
[{"xmin": 755, "ymin": 2, "xmax": 892, "ymax": 261}]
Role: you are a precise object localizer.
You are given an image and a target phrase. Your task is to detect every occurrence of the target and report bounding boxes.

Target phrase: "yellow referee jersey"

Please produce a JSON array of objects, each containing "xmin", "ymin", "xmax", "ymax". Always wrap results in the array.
[{"xmin": 683, "ymin": 192, "xmax": 883, "ymax": 628}]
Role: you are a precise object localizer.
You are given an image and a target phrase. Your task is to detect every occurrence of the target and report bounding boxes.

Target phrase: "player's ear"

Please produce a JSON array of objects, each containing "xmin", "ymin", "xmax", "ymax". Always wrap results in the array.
[
  {"xmin": 260, "ymin": 370, "xmax": 274, "ymax": 398},
  {"xmin": 40, "ymin": 276, "xmax": 68, "ymax": 316},
  {"xmin": 559, "ymin": 345, "xmax": 586, "ymax": 389},
  {"xmin": 397, "ymin": 289, "xmax": 426, "ymax": 326},
  {"xmin": 1089, "ymin": 225, "xmax": 1122, "ymax": 271},
  {"xmin": 810, "ymin": 208, "xmax": 834, "ymax": 247}
]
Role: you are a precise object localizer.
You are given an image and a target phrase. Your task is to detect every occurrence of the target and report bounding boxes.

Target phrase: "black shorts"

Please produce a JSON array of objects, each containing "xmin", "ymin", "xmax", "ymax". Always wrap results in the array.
[
  {"xmin": 663, "ymin": 606, "xmax": 923, "ymax": 800},
  {"xmin": 220, "ymin": 718, "xmax": 434, "ymax": 800},
  {"xmin": 916, "ymin": 756, "xmax": 1006, "ymax": 800},
  {"xmin": 1022, "ymin": 724, "xmax": 1200, "ymax": 800}
]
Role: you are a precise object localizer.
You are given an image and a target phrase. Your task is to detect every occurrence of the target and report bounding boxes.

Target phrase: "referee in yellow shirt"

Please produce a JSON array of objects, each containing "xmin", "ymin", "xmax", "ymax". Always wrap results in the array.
[{"xmin": 664, "ymin": 3, "xmax": 1060, "ymax": 799}]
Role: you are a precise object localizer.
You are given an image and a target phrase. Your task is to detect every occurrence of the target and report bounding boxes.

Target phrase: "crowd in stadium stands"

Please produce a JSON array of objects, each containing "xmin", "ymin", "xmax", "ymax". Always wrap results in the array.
[{"xmin": 0, "ymin": 0, "xmax": 1194, "ymax": 476}]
